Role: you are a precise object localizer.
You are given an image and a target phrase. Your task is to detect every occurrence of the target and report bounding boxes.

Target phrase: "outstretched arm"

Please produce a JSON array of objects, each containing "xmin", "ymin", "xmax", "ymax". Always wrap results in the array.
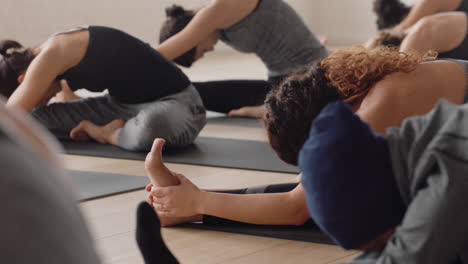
[
  {"xmin": 395, "ymin": 0, "xmax": 461, "ymax": 31},
  {"xmin": 7, "ymin": 47, "xmax": 64, "ymax": 112},
  {"xmin": 150, "ymin": 174, "xmax": 310, "ymax": 226},
  {"xmin": 7, "ymin": 32, "xmax": 88, "ymax": 112},
  {"xmin": 157, "ymin": 0, "xmax": 258, "ymax": 60},
  {"xmin": 400, "ymin": 12, "xmax": 468, "ymax": 57}
]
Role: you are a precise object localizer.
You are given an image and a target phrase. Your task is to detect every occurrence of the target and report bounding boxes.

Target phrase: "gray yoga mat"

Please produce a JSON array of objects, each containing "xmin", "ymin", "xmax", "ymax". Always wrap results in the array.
[
  {"xmin": 69, "ymin": 170, "xmax": 149, "ymax": 201},
  {"xmin": 207, "ymin": 116, "xmax": 263, "ymax": 128},
  {"xmin": 179, "ymin": 222, "xmax": 334, "ymax": 244},
  {"xmin": 62, "ymin": 137, "xmax": 300, "ymax": 174}
]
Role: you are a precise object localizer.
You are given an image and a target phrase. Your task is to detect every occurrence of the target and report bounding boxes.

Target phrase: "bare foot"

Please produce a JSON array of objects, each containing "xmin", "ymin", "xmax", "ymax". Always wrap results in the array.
[
  {"xmin": 70, "ymin": 119, "xmax": 125, "ymax": 144},
  {"xmin": 145, "ymin": 139, "xmax": 180, "ymax": 187},
  {"xmin": 228, "ymin": 105, "xmax": 266, "ymax": 119}
]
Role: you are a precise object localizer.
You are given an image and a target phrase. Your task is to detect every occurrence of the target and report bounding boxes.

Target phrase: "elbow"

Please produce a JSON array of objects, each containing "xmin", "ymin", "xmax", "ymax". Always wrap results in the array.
[
  {"xmin": 409, "ymin": 16, "xmax": 436, "ymax": 41},
  {"xmin": 289, "ymin": 202, "xmax": 311, "ymax": 226},
  {"xmin": 291, "ymin": 209, "xmax": 311, "ymax": 226}
]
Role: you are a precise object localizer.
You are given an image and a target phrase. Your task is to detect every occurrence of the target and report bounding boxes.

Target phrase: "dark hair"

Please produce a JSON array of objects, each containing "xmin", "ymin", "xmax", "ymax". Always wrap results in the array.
[
  {"xmin": 367, "ymin": 30, "xmax": 406, "ymax": 50},
  {"xmin": 264, "ymin": 46, "xmax": 427, "ymax": 166},
  {"xmin": 0, "ymin": 40, "xmax": 34, "ymax": 98},
  {"xmin": 159, "ymin": 5, "xmax": 197, "ymax": 67},
  {"xmin": 373, "ymin": 0, "xmax": 411, "ymax": 30},
  {"xmin": 264, "ymin": 64, "xmax": 341, "ymax": 165}
]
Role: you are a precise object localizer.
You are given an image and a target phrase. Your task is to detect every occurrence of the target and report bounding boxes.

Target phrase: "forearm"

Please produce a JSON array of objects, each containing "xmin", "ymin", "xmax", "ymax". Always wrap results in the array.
[
  {"xmin": 396, "ymin": 0, "xmax": 450, "ymax": 31},
  {"xmin": 198, "ymin": 187, "xmax": 309, "ymax": 225},
  {"xmin": 400, "ymin": 12, "xmax": 468, "ymax": 57}
]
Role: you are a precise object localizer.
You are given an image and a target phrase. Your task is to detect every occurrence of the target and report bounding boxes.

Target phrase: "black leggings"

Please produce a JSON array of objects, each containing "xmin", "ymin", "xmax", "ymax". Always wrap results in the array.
[
  {"xmin": 202, "ymin": 183, "xmax": 316, "ymax": 226},
  {"xmin": 193, "ymin": 76, "xmax": 285, "ymax": 113}
]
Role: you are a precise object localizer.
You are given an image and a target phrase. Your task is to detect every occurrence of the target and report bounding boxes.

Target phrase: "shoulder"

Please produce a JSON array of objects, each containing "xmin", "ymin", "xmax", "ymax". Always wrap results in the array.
[
  {"xmin": 207, "ymin": 0, "xmax": 258, "ymax": 15},
  {"xmin": 41, "ymin": 30, "xmax": 90, "ymax": 70}
]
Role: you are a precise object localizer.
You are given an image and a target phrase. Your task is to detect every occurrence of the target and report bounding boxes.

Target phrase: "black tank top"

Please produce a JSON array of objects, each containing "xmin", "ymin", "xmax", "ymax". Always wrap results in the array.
[
  {"xmin": 439, "ymin": 0, "xmax": 468, "ymax": 60},
  {"xmin": 60, "ymin": 26, "xmax": 190, "ymax": 104}
]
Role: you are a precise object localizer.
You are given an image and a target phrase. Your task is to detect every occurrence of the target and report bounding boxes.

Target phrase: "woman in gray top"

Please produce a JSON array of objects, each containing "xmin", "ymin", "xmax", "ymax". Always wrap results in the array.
[{"xmin": 158, "ymin": 0, "xmax": 328, "ymax": 118}]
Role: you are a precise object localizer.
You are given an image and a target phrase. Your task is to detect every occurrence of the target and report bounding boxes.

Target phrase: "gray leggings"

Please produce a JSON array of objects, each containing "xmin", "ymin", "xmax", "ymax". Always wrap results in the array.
[{"xmin": 32, "ymin": 85, "xmax": 206, "ymax": 151}]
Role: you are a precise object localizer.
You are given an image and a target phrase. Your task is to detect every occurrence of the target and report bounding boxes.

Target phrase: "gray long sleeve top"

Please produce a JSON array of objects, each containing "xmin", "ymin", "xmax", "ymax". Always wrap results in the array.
[{"xmin": 349, "ymin": 100, "xmax": 468, "ymax": 264}]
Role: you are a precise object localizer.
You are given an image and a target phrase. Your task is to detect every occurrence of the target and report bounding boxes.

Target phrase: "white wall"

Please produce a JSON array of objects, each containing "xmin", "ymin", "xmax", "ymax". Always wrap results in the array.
[{"xmin": 0, "ymin": 0, "xmax": 415, "ymax": 48}]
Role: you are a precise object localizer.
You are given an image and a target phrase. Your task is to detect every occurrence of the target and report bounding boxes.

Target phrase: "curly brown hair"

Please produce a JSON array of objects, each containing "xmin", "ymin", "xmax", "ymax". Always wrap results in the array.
[
  {"xmin": 265, "ymin": 46, "xmax": 430, "ymax": 165},
  {"xmin": 322, "ymin": 46, "xmax": 431, "ymax": 104}
]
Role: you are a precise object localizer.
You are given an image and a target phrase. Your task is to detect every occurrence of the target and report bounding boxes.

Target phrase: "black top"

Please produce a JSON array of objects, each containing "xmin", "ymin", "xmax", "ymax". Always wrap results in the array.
[
  {"xmin": 439, "ymin": 0, "xmax": 468, "ymax": 60},
  {"xmin": 60, "ymin": 26, "xmax": 190, "ymax": 104}
]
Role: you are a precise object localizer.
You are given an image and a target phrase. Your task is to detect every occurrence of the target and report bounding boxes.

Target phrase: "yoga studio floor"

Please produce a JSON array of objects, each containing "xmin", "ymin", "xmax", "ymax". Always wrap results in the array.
[{"xmin": 67, "ymin": 50, "xmax": 360, "ymax": 263}]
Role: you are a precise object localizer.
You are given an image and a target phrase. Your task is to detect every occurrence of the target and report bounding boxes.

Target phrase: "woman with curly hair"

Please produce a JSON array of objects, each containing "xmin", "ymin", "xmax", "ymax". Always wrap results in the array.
[
  {"xmin": 156, "ymin": 0, "xmax": 328, "ymax": 118},
  {"xmin": 140, "ymin": 46, "xmax": 468, "ymax": 232},
  {"xmin": 264, "ymin": 46, "xmax": 468, "ymax": 164}
]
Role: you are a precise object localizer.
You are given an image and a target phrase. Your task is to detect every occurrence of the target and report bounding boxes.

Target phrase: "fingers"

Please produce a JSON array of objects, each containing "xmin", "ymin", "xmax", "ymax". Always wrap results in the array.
[
  {"xmin": 227, "ymin": 107, "xmax": 247, "ymax": 117},
  {"xmin": 151, "ymin": 186, "xmax": 172, "ymax": 198}
]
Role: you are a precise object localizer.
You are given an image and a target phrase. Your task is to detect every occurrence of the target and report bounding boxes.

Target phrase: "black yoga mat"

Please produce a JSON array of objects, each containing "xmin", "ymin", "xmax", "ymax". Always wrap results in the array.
[
  {"xmin": 207, "ymin": 116, "xmax": 263, "ymax": 128},
  {"xmin": 62, "ymin": 137, "xmax": 300, "ymax": 174},
  {"xmin": 179, "ymin": 222, "xmax": 334, "ymax": 244},
  {"xmin": 69, "ymin": 170, "xmax": 149, "ymax": 201}
]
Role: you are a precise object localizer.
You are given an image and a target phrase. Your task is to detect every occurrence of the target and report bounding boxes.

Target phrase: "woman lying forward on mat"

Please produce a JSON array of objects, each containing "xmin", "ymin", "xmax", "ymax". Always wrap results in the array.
[
  {"xmin": 0, "ymin": 98, "xmax": 100, "ymax": 263},
  {"xmin": 139, "ymin": 43, "xmax": 468, "ymax": 229},
  {"xmin": 0, "ymin": 26, "xmax": 206, "ymax": 151},
  {"xmin": 298, "ymin": 100, "xmax": 468, "ymax": 263},
  {"xmin": 135, "ymin": 100, "xmax": 468, "ymax": 264},
  {"xmin": 157, "ymin": 0, "xmax": 328, "ymax": 118},
  {"xmin": 370, "ymin": 0, "xmax": 468, "ymax": 60}
]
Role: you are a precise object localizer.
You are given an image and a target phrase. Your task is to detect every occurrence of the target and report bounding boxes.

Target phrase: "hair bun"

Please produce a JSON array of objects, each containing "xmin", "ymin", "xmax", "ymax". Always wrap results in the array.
[
  {"xmin": 165, "ymin": 5, "xmax": 188, "ymax": 17},
  {"xmin": 0, "ymin": 40, "xmax": 23, "ymax": 57}
]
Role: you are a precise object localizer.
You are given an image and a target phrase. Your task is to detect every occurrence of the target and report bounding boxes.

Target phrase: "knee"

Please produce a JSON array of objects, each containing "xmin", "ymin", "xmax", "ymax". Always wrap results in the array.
[{"xmin": 121, "ymin": 104, "xmax": 206, "ymax": 151}]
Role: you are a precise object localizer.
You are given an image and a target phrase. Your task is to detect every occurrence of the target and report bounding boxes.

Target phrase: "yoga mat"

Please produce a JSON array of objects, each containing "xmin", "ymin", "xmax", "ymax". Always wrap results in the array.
[
  {"xmin": 207, "ymin": 116, "xmax": 263, "ymax": 128},
  {"xmin": 62, "ymin": 137, "xmax": 300, "ymax": 174},
  {"xmin": 68, "ymin": 170, "xmax": 149, "ymax": 201},
  {"xmin": 179, "ymin": 222, "xmax": 334, "ymax": 244}
]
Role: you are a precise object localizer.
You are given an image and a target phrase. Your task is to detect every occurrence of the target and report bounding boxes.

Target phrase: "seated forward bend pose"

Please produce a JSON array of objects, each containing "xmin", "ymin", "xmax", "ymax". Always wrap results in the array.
[
  {"xmin": 135, "ymin": 100, "xmax": 468, "ymax": 264},
  {"xmin": 367, "ymin": 11, "xmax": 468, "ymax": 60},
  {"xmin": 140, "ymin": 46, "xmax": 468, "ymax": 229},
  {"xmin": 0, "ymin": 98, "xmax": 100, "ymax": 263},
  {"xmin": 158, "ymin": 0, "xmax": 328, "ymax": 118},
  {"xmin": 299, "ymin": 100, "xmax": 468, "ymax": 263},
  {"xmin": 0, "ymin": 26, "xmax": 206, "ymax": 151}
]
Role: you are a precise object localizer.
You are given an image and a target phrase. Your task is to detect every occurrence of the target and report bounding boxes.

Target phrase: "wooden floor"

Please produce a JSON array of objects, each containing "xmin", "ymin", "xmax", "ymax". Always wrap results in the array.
[{"xmin": 68, "ymin": 51, "xmax": 360, "ymax": 263}]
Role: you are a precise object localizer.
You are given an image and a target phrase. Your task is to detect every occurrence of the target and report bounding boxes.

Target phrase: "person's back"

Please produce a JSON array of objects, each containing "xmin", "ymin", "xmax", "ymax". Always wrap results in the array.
[{"xmin": 357, "ymin": 60, "xmax": 467, "ymax": 134}]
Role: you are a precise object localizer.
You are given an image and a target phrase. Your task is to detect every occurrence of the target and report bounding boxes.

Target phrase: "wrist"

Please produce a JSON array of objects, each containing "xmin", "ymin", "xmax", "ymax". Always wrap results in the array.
[{"xmin": 195, "ymin": 190, "xmax": 209, "ymax": 215}]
